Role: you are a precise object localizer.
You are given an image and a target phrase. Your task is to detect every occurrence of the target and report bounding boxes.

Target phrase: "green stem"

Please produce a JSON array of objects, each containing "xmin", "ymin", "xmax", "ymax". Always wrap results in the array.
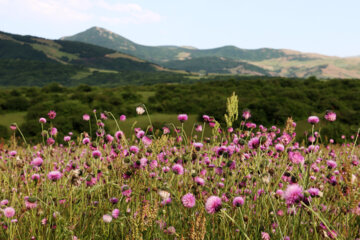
[
  {"xmin": 14, "ymin": 123, "xmax": 27, "ymax": 146},
  {"xmin": 141, "ymin": 104, "xmax": 153, "ymax": 135}
]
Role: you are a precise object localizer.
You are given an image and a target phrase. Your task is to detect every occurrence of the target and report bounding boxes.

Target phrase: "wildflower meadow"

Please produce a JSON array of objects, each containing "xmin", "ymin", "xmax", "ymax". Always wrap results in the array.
[{"xmin": 0, "ymin": 92, "xmax": 359, "ymax": 240}]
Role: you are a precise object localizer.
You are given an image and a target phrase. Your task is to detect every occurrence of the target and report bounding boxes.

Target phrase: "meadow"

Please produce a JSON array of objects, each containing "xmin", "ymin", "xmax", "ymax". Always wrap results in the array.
[{"xmin": 0, "ymin": 92, "xmax": 359, "ymax": 239}]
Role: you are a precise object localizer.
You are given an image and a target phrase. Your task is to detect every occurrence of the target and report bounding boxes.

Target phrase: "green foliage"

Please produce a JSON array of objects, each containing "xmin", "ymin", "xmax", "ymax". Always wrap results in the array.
[
  {"xmin": 0, "ymin": 39, "xmax": 50, "ymax": 61},
  {"xmin": 0, "ymin": 124, "xmax": 10, "ymax": 139},
  {"xmin": 0, "ymin": 78, "xmax": 359, "ymax": 142},
  {"xmin": 55, "ymin": 40, "xmax": 115, "ymax": 58}
]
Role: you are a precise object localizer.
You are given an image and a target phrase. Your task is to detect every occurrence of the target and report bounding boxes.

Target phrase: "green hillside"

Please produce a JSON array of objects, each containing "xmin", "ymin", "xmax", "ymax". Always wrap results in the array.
[{"xmin": 163, "ymin": 56, "xmax": 270, "ymax": 75}]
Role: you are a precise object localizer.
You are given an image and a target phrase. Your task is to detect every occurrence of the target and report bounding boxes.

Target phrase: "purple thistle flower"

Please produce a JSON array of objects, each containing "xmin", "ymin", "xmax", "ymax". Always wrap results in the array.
[
  {"xmin": 205, "ymin": 196, "xmax": 222, "ymax": 214},
  {"xmin": 242, "ymin": 110, "xmax": 251, "ymax": 120},
  {"xmin": 288, "ymin": 151, "xmax": 304, "ymax": 165},
  {"xmin": 112, "ymin": 209, "xmax": 120, "ymax": 218},
  {"xmin": 194, "ymin": 176, "xmax": 205, "ymax": 186},
  {"xmin": 283, "ymin": 184, "xmax": 303, "ymax": 205},
  {"xmin": 261, "ymin": 232, "xmax": 270, "ymax": 240},
  {"xmin": 324, "ymin": 111, "xmax": 336, "ymax": 122},
  {"xmin": 47, "ymin": 171, "xmax": 62, "ymax": 181},
  {"xmin": 129, "ymin": 146, "xmax": 139, "ymax": 154},
  {"xmin": 83, "ymin": 114, "xmax": 90, "ymax": 121},
  {"xmin": 48, "ymin": 110, "xmax": 56, "ymax": 119},
  {"xmin": 308, "ymin": 116, "xmax": 319, "ymax": 124},
  {"xmin": 119, "ymin": 115, "xmax": 126, "ymax": 121},
  {"xmin": 31, "ymin": 157, "xmax": 43, "ymax": 167},
  {"xmin": 326, "ymin": 160, "xmax": 337, "ymax": 169},
  {"xmin": 102, "ymin": 214, "xmax": 112, "ymax": 223},
  {"xmin": 181, "ymin": 193, "xmax": 196, "ymax": 208},
  {"xmin": 248, "ymin": 137, "xmax": 260, "ymax": 149},
  {"xmin": 275, "ymin": 143, "xmax": 285, "ymax": 152},
  {"xmin": 307, "ymin": 187, "xmax": 320, "ymax": 197},
  {"xmin": 39, "ymin": 117, "xmax": 47, "ymax": 124},
  {"xmin": 3, "ymin": 207, "xmax": 15, "ymax": 218},
  {"xmin": 92, "ymin": 150, "xmax": 102, "ymax": 158},
  {"xmin": 172, "ymin": 164, "xmax": 184, "ymax": 175},
  {"xmin": 177, "ymin": 114, "xmax": 188, "ymax": 122},
  {"xmin": 232, "ymin": 196, "xmax": 245, "ymax": 207}
]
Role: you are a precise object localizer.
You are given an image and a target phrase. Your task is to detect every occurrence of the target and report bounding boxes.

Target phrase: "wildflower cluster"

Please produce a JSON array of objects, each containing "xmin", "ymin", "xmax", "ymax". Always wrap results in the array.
[{"xmin": 0, "ymin": 96, "xmax": 359, "ymax": 239}]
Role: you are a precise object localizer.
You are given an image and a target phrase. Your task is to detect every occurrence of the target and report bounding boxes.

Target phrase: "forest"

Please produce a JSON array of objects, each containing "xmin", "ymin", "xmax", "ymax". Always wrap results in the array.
[{"xmin": 0, "ymin": 77, "xmax": 358, "ymax": 143}]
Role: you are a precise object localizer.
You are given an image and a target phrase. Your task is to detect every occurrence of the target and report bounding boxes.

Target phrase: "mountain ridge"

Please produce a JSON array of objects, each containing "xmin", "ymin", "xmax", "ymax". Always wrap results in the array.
[{"xmin": 61, "ymin": 26, "xmax": 360, "ymax": 78}]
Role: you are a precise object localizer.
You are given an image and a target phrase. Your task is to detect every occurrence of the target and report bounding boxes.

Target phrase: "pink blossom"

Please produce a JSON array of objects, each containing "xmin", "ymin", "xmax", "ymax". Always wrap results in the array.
[
  {"xmin": 103, "ymin": 214, "xmax": 112, "ymax": 223},
  {"xmin": 232, "ymin": 196, "xmax": 245, "ymax": 207},
  {"xmin": 261, "ymin": 232, "xmax": 270, "ymax": 240},
  {"xmin": 3, "ymin": 207, "xmax": 15, "ymax": 218},
  {"xmin": 181, "ymin": 193, "xmax": 196, "ymax": 208},
  {"xmin": 162, "ymin": 127, "xmax": 170, "ymax": 134},
  {"xmin": 83, "ymin": 114, "xmax": 90, "ymax": 121},
  {"xmin": 31, "ymin": 157, "xmax": 43, "ymax": 167},
  {"xmin": 288, "ymin": 151, "xmax": 304, "ymax": 165},
  {"xmin": 112, "ymin": 209, "xmax": 120, "ymax": 218},
  {"xmin": 39, "ymin": 118, "xmax": 47, "ymax": 124},
  {"xmin": 194, "ymin": 176, "xmax": 205, "ymax": 186},
  {"xmin": 327, "ymin": 160, "xmax": 337, "ymax": 169},
  {"xmin": 248, "ymin": 137, "xmax": 260, "ymax": 149},
  {"xmin": 48, "ymin": 110, "xmax": 56, "ymax": 119},
  {"xmin": 92, "ymin": 150, "xmax": 102, "ymax": 158},
  {"xmin": 48, "ymin": 171, "xmax": 62, "ymax": 181},
  {"xmin": 142, "ymin": 136, "xmax": 152, "ymax": 146},
  {"xmin": 47, "ymin": 137, "xmax": 55, "ymax": 145},
  {"xmin": 324, "ymin": 111, "xmax": 336, "ymax": 122},
  {"xmin": 308, "ymin": 116, "xmax": 319, "ymax": 124},
  {"xmin": 172, "ymin": 164, "xmax": 184, "ymax": 175},
  {"xmin": 177, "ymin": 114, "xmax": 188, "ymax": 122},
  {"xmin": 242, "ymin": 110, "xmax": 251, "ymax": 120},
  {"xmin": 205, "ymin": 196, "xmax": 222, "ymax": 214},
  {"xmin": 283, "ymin": 184, "xmax": 303, "ymax": 205},
  {"xmin": 275, "ymin": 143, "xmax": 285, "ymax": 152}
]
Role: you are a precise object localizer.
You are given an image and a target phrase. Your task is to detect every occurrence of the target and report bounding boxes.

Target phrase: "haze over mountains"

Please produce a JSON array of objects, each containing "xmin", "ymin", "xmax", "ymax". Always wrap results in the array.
[{"xmin": 62, "ymin": 27, "xmax": 360, "ymax": 78}]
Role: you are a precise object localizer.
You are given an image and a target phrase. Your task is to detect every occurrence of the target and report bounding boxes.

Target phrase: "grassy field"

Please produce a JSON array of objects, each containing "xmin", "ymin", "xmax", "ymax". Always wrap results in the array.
[
  {"xmin": 0, "ymin": 112, "xmax": 26, "ymax": 127},
  {"xmin": 0, "ymin": 110, "xmax": 358, "ymax": 239}
]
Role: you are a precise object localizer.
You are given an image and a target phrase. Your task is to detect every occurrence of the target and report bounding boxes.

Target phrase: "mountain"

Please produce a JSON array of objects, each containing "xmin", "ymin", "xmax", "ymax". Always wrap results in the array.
[
  {"xmin": 0, "ymin": 30, "xmax": 190, "ymax": 86},
  {"xmin": 62, "ymin": 27, "xmax": 360, "ymax": 79},
  {"xmin": 62, "ymin": 27, "xmax": 288, "ymax": 63}
]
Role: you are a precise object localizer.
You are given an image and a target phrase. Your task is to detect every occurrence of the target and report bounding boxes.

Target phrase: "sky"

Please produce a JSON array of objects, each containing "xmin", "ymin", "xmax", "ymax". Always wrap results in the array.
[{"xmin": 0, "ymin": 0, "xmax": 359, "ymax": 57}]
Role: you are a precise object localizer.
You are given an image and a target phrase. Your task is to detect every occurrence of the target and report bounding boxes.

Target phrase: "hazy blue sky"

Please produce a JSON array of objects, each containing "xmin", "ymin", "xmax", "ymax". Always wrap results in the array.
[{"xmin": 0, "ymin": 0, "xmax": 359, "ymax": 56}]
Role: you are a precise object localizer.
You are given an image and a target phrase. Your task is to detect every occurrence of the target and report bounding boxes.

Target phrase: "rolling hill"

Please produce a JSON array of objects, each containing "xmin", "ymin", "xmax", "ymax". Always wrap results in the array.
[
  {"xmin": 0, "ymin": 30, "xmax": 193, "ymax": 86},
  {"xmin": 62, "ymin": 26, "xmax": 360, "ymax": 78}
]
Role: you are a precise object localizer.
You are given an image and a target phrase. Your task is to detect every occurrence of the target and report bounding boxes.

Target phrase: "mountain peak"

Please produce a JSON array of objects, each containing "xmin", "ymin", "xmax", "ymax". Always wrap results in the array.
[
  {"xmin": 87, "ymin": 26, "xmax": 113, "ymax": 34},
  {"xmin": 61, "ymin": 26, "xmax": 136, "ymax": 51}
]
